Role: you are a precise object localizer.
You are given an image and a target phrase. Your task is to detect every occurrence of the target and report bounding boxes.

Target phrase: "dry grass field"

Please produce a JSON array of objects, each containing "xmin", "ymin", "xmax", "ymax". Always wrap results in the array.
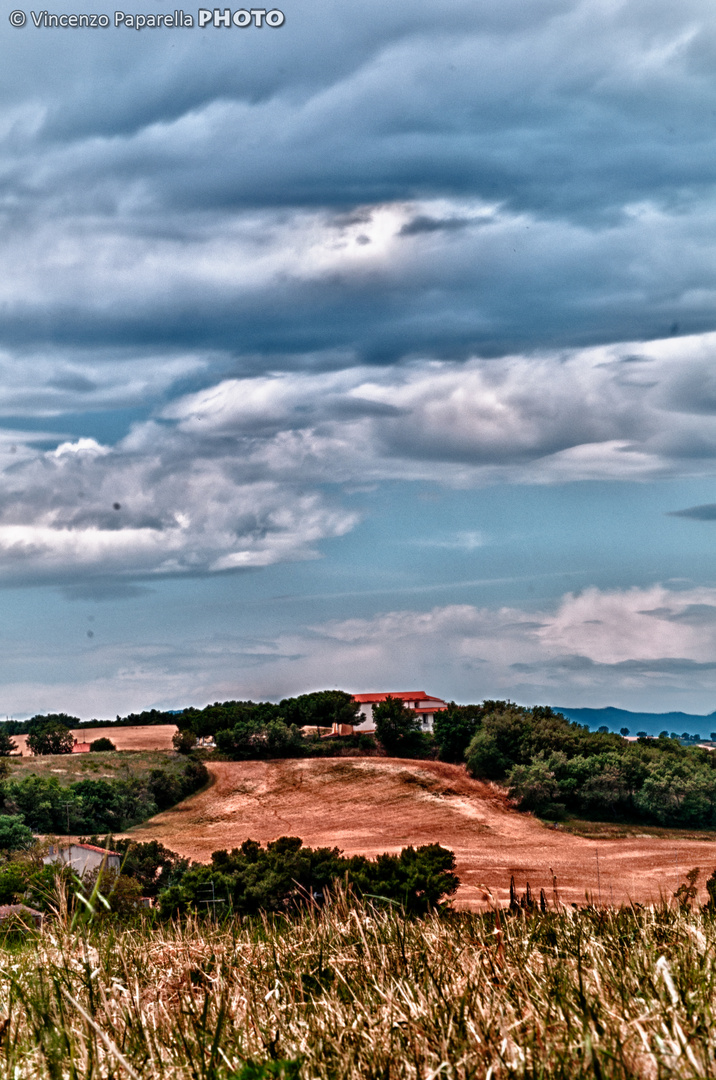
[
  {"xmin": 10, "ymin": 723, "xmax": 177, "ymax": 756},
  {"xmin": 128, "ymin": 757, "xmax": 716, "ymax": 909}
]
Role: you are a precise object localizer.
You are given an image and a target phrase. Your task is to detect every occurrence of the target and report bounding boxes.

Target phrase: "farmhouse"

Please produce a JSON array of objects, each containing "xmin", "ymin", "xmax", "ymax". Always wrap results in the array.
[
  {"xmin": 351, "ymin": 692, "xmax": 448, "ymax": 734},
  {"xmin": 43, "ymin": 842, "xmax": 121, "ymax": 876},
  {"xmin": 71, "ymin": 739, "xmax": 91, "ymax": 754},
  {"xmin": 0, "ymin": 903, "xmax": 44, "ymax": 929}
]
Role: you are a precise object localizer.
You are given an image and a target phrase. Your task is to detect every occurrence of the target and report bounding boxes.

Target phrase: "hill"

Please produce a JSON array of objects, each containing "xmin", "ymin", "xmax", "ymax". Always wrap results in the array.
[
  {"xmin": 554, "ymin": 704, "xmax": 716, "ymax": 737},
  {"xmin": 128, "ymin": 757, "xmax": 716, "ymax": 909}
]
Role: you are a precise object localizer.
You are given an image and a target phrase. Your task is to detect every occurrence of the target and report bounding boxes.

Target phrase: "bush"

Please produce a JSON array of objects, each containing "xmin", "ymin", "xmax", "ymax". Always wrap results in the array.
[
  {"xmin": 159, "ymin": 838, "xmax": 458, "ymax": 918},
  {"xmin": 0, "ymin": 760, "xmax": 208, "ymax": 834},
  {"xmin": 172, "ymin": 729, "xmax": 197, "ymax": 754},
  {"xmin": 90, "ymin": 738, "xmax": 116, "ymax": 752},
  {"xmin": 0, "ymin": 815, "xmax": 34, "ymax": 851}
]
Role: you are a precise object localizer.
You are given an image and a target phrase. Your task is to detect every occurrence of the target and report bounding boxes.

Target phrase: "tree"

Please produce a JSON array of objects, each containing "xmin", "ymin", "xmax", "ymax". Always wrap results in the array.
[
  {"xmin": 433, "ymin": 703, "xmax": 484, "ymax": 763},
  {"xmin": 507, "ymin": 757, "xmax": 566, "ymax": 819},
  {"xmin": 278, "ymin": 690, "xmax": 361, "ymax": 731},
  {"xmin": 373, "ymin": 696, "xmax": 424, "ymax": 757},
  {"xmin": 214, "ymin": 717, "xmax": 303, "ymax": 760},
  {"xmin": 0, "ymin": 815, "xmax": 34, "ymax": 852},
  {"xmin": 465, "ymin": 707, "xmax": 532, "ymax": 780},
  {"xmin": 620, "ymin": 727, "xmax": 630, "ymax": 736},
  {"xmin": 172, "ymin": 729, "xmax": 197, "ymax": 754},
  {"xmin": 27, "ymin": 713, "xmax": 80, "ymax": 731},
  {"xmin": 26, "ymin": 722, "xmax": 74, "ymax": 756},
  {"xmin": 90, "ymin": 738, "xmax": 116, "ymax": 752},
  {"xmin": 0, "ymin": 732, "xmax": 17, "ymax": 757}
]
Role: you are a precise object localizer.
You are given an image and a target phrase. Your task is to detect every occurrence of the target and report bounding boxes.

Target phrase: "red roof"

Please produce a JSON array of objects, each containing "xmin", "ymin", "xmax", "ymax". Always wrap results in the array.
[
  {"xmin": 353, "ymin": 692, "xmax": 447, "ymax": 709},
  {"xmin": 353, "ymin": 692, "xmax": 426, "ymax": 703},
  {"xmin": 70, "ymin": 843, "xmax": 121, "ymax": 857}
]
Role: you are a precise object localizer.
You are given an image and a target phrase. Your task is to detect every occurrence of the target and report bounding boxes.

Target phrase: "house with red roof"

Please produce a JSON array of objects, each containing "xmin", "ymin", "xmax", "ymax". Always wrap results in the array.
[
  {"xmin": 43, "ymin": 842, "xmax": 121, "ymax": 876},
  {"xmin": 351, "ymin": 692, "xmax": 448, "ymax": 734}
]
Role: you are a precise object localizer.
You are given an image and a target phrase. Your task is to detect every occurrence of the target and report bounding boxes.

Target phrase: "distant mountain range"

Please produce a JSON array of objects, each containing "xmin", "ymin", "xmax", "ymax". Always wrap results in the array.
[{"xmin": 554, "ymin": 705, "xmax": 716, "ymax": 738}]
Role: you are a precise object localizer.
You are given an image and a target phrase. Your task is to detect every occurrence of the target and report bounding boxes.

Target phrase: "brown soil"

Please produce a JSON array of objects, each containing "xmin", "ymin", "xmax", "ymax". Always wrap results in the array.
[
  {"xmin": 128, "ymin": 757, "xmax": 716, "ymax": 909},
  {"xmin": 12, "ymin": 725, "xmax": 177, "ymax": 755}
]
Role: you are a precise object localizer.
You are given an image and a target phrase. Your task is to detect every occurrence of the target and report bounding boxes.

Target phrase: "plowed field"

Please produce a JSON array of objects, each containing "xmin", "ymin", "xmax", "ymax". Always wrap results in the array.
[{"xmin": 129, "ymin": 757, "xmax": 716, "ymax": 908}]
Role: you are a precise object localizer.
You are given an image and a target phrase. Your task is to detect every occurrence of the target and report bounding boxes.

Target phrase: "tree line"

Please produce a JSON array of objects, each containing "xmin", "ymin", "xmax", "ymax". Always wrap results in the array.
[
  {"xmin": 0, "ymin": 759, "xmax": 208, "ymax": 840},
  {"xmin": 0, "ymin": 835, "xmax": 459, "ymax": 920},
  {"xmin": 10, "ymin": 692, "xmax": 716, "ymax": 829},
  {"xmin": 174, "ymin": 692, "xmax": 716, "ymax": 829}
]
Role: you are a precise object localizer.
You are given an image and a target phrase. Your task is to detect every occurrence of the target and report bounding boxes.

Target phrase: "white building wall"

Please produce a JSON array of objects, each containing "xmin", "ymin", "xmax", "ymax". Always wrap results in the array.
[
  {"xmin": 44, "ymin": 845, "xmax": 120, "ymax": 876},
  {"xmin": 354, "ymin": 703, "xmax": 375, "ymax": 732},
  {"xmin": 353, "ymin": 702, "xmax": 440, "ymax": 733}
]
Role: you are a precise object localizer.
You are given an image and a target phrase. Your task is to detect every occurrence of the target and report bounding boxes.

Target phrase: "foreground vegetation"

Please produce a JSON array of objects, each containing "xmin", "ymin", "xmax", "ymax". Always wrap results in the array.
[{"xmin": 2, "ymin": 888, "xmax": 716, "ymax": 1077}]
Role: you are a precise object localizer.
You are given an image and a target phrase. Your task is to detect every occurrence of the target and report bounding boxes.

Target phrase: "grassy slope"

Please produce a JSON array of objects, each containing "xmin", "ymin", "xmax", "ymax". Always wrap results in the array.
[
  {"xmin": 2, "ymin": 895, "xmax": 716, "ymax": 1078},
  {"xmin": 4, "ymin": 749, "xmax": 191, "ymax": 787}
]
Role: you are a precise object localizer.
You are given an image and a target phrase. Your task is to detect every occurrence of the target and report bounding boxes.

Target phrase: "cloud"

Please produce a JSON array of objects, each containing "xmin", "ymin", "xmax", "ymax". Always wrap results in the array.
[
  {"xmin": 2, "ymin": 582, "xmax": 716, "ymax": 717},
  {"xmin": 0, "ymin": 329, "xmax": 716, "ymax": 585},
  {"xmin": 2, "ymin": 1, "xmax": 716, "ymax": 364},
  {"xmin": 667, "ymin": 504, "xmax": 716, "ymax": 520},
  {"xmin": 397, "ymin": 215, "xmax": 473, "ymax": 236},
  {"xmin": 259, "ymin": 584, "xmax": 716, "ymax": 710}
]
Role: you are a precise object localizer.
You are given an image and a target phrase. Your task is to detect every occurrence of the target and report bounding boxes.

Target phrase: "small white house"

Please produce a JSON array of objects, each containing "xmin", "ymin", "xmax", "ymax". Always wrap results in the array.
[
  {"xmin": 351, "ymin": 692, "xmax": 448, "ymax": 734},
  {"xmin": 43, "ymin": 843, "xmax": 121, "ymax": 876}
]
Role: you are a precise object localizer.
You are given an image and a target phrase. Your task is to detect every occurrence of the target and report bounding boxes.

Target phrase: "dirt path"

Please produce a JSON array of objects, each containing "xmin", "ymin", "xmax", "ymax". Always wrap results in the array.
[{"xmin": 129, "ymin": 757, "xmax": 716, "ymax": 908}]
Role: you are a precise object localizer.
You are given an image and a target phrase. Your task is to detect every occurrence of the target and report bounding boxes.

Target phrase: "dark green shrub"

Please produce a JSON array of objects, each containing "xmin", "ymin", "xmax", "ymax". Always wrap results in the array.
[
  {"xmin": 90, "ymin": 738, "xmax": 116, "ymax": 752},
  {"xmin": 0, "ymin": 815, "xmax": 34, "ymax": 851},
  {"xmin": 172, "ymin": 729, "xmax": 197, "ymax": 754},
  {"xmin": 159, "ymin": 838, "xmax": 458, "ymax": 918}
]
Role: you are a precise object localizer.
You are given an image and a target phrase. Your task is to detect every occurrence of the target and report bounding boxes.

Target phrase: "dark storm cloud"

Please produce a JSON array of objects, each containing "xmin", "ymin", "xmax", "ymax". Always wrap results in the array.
[
  {"xmin": 512, "ymin": 656, "xmax": 716, "ymax": 674},
  {"xmin": 0, "ymin": 0, "xmax": 714, "ymax": 364},
  {"xmin": 398, "ymin": 216, "xmax": 473, "ymax": 236},
  {"xmin": 667, "ymin": 504, "xmax": 716, "ymax": 519},
  {"xmin": 1, "ymin": 0, "xmax": 716, "ymax": 590}
]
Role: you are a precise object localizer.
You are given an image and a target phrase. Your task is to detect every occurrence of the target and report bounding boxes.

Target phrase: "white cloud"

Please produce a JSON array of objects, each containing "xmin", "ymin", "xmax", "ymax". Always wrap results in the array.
[
  {"xmin": 250, "ymin": 585, "xmax": 716, "ymax": 709},
  {"xmin": 2, "ymin": 583, "xmax": 716, "ymax": 718},
  {"xmin": 0, "ymin": 331, "xmax": 714, "ymax": 584}
]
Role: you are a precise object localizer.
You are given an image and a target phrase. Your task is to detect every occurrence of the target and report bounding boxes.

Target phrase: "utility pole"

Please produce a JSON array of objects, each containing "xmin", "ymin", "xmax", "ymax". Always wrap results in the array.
[{"xmin": 197, "ymin": 881, "xmax": 225, "ymax": 918}]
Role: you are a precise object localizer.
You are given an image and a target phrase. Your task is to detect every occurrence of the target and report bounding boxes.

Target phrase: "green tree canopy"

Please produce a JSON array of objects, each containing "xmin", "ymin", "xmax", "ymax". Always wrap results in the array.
[
  {"xmin": 26, "ymin": 721, "xmax": 74, "ymax": 756},
  {"xmin": 373, "ymin": 696, "xmax": 425, "ymax": 757},
  {"xmin": 0, "ymin": 732, "xmax": 18, "ymax": 757},
  {"xmin": 90, "ymin": 737, "xmax": 116, "ymax": 752},
  {"xmin": 0, "ymin": 814, "xmax": 35, "ymax": 851},
  {"xmin": 433, "ymin": 703, "xmax": 486, "ymax": 763}
]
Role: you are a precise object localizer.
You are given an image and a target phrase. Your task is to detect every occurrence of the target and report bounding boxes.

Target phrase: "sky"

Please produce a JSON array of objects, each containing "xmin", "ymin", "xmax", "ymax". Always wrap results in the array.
[{"xmin": 2, "ymin": 0, "xmax": 716, "ymax": 717}]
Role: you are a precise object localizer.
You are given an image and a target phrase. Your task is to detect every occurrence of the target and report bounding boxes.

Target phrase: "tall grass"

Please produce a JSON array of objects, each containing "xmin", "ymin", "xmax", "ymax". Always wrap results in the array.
[{"xmin": 1, "ymin": 889, "xmax": 716, "ymax": 1077}]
